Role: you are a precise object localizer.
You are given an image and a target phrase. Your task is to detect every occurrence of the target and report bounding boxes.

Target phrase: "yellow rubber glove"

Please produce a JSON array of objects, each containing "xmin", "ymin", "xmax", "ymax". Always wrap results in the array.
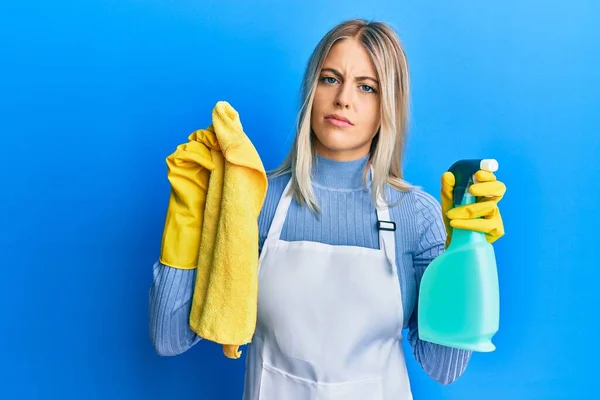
[{"xmin": 441, "ymin": 169, "xmax": 506, "ymax": 247}]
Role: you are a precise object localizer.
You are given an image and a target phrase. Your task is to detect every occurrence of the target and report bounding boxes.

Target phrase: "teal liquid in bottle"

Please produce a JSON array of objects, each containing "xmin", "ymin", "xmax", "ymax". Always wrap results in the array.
[{"xmin": 418, "ymin": 159, "xmax": 500, "ymax": 352}]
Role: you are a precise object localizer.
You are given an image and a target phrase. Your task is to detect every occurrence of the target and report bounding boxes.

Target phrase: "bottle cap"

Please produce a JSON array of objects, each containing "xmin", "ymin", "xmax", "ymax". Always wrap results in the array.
[{"xmin": 480, "ymin": 159, "xmax": 499, "ymax": 172}]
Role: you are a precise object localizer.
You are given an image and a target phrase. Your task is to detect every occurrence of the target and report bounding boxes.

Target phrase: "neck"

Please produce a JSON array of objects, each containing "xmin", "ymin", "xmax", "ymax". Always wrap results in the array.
[{"xmin": 312, "ymin": 154, "xmax": 370, "ymax": 189}]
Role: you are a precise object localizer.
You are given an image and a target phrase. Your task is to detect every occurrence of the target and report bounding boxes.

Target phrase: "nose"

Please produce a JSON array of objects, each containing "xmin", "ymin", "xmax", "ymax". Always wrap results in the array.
[{"xmin": 335, "ymin": 82, "xmax": 352, "ymax": 109}]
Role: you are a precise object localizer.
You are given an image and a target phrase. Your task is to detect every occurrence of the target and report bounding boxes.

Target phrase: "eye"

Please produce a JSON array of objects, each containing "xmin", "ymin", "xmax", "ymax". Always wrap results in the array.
[
  {"xmin": 320, "ymin": 76, "xmax": 338, "ymax": 85},
  {"xmin": 360, "ymin": 84, "xmax": 377, "ymax": 94}
]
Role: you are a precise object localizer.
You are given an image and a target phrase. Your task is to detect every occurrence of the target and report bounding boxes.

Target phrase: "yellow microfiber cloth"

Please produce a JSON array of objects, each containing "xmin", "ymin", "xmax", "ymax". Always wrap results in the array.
[{"xmin": 159, "ymin": 101, "xmax": 268, "ymax": 359}]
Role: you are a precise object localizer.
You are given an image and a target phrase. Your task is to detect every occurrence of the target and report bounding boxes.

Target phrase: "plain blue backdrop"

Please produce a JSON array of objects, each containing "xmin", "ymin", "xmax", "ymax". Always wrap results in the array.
[{"xmin": 1, "ymin": 0, "xmax": 598, "ymax": 398}]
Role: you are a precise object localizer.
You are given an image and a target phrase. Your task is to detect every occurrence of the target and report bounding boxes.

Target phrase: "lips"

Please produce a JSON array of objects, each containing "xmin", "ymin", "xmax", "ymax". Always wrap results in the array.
[{"xmin": 324, "ymin": 114, "xmax": 353, "ymax": 128}]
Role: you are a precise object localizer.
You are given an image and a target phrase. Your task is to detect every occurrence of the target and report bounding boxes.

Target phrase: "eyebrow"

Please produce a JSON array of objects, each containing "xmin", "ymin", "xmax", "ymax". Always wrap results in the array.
[{"xmin": 321, "ymin": 67, "xmax": 379, "ymax": 85}]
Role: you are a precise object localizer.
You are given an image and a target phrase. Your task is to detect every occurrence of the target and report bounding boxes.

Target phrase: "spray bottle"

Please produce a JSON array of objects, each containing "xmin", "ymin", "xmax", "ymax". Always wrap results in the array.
[{"xmin": 418, "ymin": 159, "xmax": 500, "ymax": 352}]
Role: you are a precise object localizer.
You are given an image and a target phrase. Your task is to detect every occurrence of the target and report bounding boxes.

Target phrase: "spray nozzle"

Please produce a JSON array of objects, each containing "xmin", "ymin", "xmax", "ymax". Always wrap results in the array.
[{"xmin": 448, "ymin": 159, "xmax": 499, "ymax": 206}]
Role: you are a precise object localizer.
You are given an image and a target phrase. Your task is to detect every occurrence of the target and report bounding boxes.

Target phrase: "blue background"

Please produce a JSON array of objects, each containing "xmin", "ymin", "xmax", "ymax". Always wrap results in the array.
[{"xmin": 1, "ymin": 0, "xmax": 598, "ymax": 399}]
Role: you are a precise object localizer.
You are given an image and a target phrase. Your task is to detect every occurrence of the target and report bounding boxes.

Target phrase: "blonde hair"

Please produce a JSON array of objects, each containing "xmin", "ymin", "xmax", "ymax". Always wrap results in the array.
[{"xmin": 271, "ymin": 19, "xmax": 412, "ymax": 213}]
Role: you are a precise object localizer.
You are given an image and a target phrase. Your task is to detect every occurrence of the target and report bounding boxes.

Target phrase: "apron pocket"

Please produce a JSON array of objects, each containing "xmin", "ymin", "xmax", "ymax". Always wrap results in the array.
[
  {"xmin": 259, "ymin": 362, "xmax": 383, "ymax": 400},
  {"xmin": 259, "ymin": 362, "xmax": 315, "ymax": 400},
  {"xmin": 315, "ymin": 375, "xmax": 383, "ymax": 400}
]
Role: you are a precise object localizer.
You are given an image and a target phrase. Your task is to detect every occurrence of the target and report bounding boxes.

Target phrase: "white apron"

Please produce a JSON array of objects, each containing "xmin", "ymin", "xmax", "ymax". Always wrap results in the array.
[{"xmin": 243, "ymin": 179, "xmax": 412, "ymax": 400}]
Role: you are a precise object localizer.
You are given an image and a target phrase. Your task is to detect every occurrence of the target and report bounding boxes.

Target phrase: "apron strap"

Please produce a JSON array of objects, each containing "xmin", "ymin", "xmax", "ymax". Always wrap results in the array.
[
  {"xmin": 376, "ymin": 194, "xmax": 398, "ymax": 273},
  {"xmin": 372, "ymin": 166, "xmax": 398, "ymax": 271},
  {"xmin": 265, "ymin": 178, "xmax": 294, "ymax": 243}
]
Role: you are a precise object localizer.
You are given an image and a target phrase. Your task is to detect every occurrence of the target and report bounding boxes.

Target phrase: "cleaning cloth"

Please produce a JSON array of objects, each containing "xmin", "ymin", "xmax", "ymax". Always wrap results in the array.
[{"xmin": 159, "ymin": 101, "xmax": 268, "ymax": 358}]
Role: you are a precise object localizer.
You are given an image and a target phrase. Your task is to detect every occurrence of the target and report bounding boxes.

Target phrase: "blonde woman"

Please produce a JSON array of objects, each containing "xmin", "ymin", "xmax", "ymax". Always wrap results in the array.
[{"xmin": 150, "ymin": 19, "xmax": 506, "ymax": 399}]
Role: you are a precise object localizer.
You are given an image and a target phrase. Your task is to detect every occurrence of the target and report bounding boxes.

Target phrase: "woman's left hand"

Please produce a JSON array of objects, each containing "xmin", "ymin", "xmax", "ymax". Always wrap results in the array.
[{"xmin": 440, "ymin": 169, "xmax": 506, "ymax": 247}]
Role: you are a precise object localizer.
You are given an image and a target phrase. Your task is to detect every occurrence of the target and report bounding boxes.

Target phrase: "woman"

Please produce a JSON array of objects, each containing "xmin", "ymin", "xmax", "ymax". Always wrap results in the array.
[{"xmin": 150, "ymin": 19, "xmax": 506, "ymax": 399}]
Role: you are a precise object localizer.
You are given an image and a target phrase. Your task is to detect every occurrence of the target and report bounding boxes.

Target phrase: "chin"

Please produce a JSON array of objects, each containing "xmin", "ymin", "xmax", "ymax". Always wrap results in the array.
[
  {"xmin": 314, "ymin": 131, "xmax": 366, "ymax": 158},
  {"xmin": 314, "ymin": 128, "xmax": 349, "ymax": 148}
]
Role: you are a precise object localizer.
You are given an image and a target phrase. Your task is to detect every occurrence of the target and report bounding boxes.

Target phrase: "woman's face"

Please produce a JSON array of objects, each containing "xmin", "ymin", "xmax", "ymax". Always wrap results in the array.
[{"xmin": 311, "ymin": 38, "xmax": 381, "ymax": 161}]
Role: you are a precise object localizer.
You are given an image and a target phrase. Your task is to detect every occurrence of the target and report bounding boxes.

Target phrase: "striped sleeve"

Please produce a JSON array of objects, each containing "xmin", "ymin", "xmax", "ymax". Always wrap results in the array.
[
  {"xmin": 407, "ymin": 190, "xmax": 473, "ymax": 385},
  {"xmin": 149, "ymin": 261, "xmax": 202, "ymax": 356}
]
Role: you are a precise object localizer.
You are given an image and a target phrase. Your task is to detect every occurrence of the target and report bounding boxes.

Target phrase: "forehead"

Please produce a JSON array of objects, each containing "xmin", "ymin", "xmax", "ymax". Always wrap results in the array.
[{"xmin": 323, "ymin": 38, "xmax": 377, "ymax": 76}]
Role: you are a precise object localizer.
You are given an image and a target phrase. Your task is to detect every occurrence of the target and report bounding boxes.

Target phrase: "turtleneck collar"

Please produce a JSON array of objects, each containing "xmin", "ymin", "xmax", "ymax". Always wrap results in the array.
[{"xmin": 312, "ymin": 154, "xmax": 370, "ymax": 189}]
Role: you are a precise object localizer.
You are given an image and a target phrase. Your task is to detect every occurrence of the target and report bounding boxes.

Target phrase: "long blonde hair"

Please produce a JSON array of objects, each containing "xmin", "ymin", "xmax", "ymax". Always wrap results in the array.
[{"xmin": 271, "ymin": 19, "xmax": 412, "ymax": 213}]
